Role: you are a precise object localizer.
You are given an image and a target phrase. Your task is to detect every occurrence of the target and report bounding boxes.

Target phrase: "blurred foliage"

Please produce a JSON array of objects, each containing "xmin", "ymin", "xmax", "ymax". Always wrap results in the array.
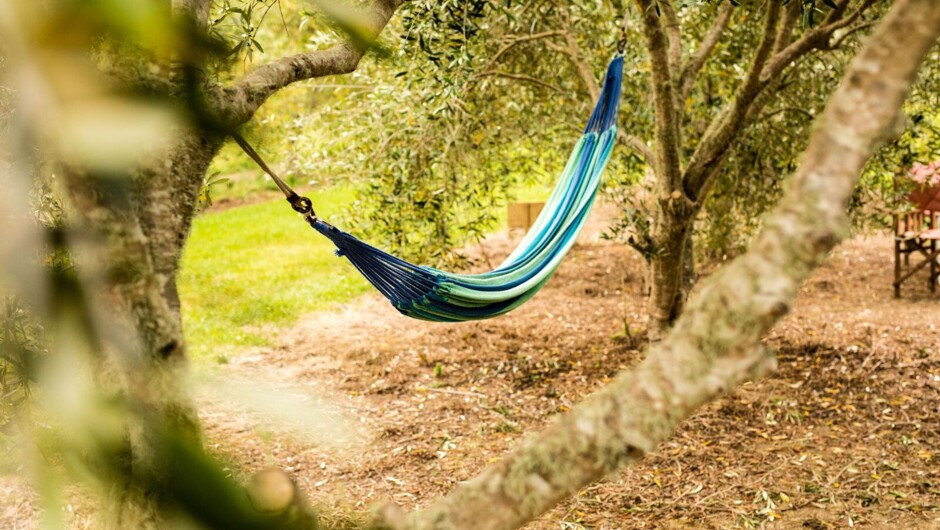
[
  {"xmin": 0, "ymin": 1, "xmax": 332, "ymax": 527},
  {"xmin": 0, "ymin": 101, "xmax": 65, "ymax": 444},
  {"xmin": 0, "ymin": 298, "xmax": 44, "ymax": 433}
]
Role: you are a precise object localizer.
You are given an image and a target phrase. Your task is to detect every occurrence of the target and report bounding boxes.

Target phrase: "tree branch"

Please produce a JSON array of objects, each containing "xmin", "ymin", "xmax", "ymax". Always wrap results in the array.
[
  {"xmin": 561, "ymin": 30, "xmax": 600, "ymax": 101},
  {"xmin": 219, "ymin": 0, "xmax": 405, "ymax": 124},
  {"xmin": 660, "ymin": 1, "xmax": 683, "ymax": 82},
  {"xmin": 373, "ymin": 2, "xmax": 940, "ymax": 528},
  {"xmin": 683, "ymin": 0, "xmax": 782, "ymax": 199},
  {"xmin": 759, "ymin": 106, "xmax": 816, "ymax": 122},
  {"xmin": 679, "ymin": 2, "xmax": 734, "ymax": 100},
  {"xmin": 772, "ymin": 0, "xmax": 801, "ymax": 55},
  {"xmin": 617, "ymin": 130, "xmax": 655, "ymax": 169},
  {"xmin": 761, "ymin": 0, "xmax": 876, "ymax": 84},
  {"xmin": 486, "ymin": 31, "xmax": 566, "ymax": 68},
  {"xmin": 473, "ymin": 71, "xmax": 567, "ymax": 94},
  {"xmin": 681, "ymin": 0, "xmax": 879, "ymax": 202},
  {"xmin": 635, "ymin": 0, "xmax": 683, "ymax": 193},
  {"xmin": 827, "ymin": 20, "xmax": 879, "ymax": 49}
]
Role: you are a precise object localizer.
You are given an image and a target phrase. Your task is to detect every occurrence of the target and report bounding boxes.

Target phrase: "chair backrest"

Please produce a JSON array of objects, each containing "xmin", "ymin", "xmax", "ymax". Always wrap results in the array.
[
  {"xmin": 896, "ymin": 209, "xmax": 926, "ymax": 237},
  {"xmin": 909, "ymin": 185, "xmax": 940, "ymax": 212},
  {"xmin": 894, "ymin": 173, "xmax": 940, "ymax": 237}
]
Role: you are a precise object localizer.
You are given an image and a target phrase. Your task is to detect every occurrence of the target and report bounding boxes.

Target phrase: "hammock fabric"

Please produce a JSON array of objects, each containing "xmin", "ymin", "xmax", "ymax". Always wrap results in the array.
[
  {"xmin": 234, "ymin": 54, "xmax": 624, "ymax": 322},
  {"xmin": 308, "ymin": 56, "xmax": 623, "ymax": 322}
]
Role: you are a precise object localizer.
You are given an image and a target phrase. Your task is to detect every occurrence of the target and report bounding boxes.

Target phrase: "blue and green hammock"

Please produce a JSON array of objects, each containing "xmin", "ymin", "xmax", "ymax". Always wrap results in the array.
[{"xmin": 234, "ymin": 55, "xmax": 623, "ymax": 322}]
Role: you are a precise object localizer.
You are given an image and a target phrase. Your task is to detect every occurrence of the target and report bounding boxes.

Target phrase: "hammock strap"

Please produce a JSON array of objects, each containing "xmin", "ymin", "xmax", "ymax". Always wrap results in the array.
[{"xmin": 231, "ymin": 132, "xmax": 317, "ymax": 218}]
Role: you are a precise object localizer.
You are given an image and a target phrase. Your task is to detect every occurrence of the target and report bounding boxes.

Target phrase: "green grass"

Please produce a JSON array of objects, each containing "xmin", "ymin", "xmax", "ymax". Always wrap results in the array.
[
  {"xmin": 179, "ymin": 179, "xmax": 554, "ymax": 362},
  {"xmin": 178, "ymin": 184, "xmax": 370, "ymax": 361}
]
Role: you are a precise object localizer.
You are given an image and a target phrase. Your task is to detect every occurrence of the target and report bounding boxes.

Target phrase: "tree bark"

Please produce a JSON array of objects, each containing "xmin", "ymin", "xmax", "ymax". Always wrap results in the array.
[
  {"xmin": 373, "ymin": 2, "xmax": 940, "ymax": 527},
  {"xmin": 136, "ymin": 130, "xmax": 225, "ymax": 321},
  {"xmin": 646, "ymin": 202, "xmax": 693, "ymax": 342}
]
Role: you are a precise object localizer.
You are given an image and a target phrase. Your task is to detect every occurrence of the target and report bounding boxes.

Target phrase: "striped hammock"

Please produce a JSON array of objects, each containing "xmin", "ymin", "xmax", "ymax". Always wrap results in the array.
[{"xmin": 308, "ymin": 55, "xmax": 624, "ymax": 322}]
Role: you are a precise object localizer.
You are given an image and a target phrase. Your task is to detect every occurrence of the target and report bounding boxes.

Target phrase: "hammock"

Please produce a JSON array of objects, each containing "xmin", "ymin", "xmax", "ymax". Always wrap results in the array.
[{"xmin": 234, "ymin": 55, "xmax": 623, "ymax": 322}]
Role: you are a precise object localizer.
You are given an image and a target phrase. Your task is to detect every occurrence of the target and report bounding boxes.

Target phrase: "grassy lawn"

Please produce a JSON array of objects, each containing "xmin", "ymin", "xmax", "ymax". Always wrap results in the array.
[
  {"xmin": 178, "ymin": 185, "xmax": 370, "ymax": 362},
  {"xmin": 179, "ymin": 179, "xmax": 554, "ymax": 362}
]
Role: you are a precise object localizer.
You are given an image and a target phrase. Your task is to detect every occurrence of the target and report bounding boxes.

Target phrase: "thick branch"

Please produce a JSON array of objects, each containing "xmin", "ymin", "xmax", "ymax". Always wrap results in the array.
[
  {"xmin": 660, "ymin": 1, "xmax": 683, "ymax": 81},
  {"xmin": 375, "ymin": 2, "xmax": 940, "ymax": 529},
  {"xmin": 562, "ymin": 31, "xmax": 600, "ymax": 101},
  {"xmin": 220, "ymin": 0, "xmax": 405, "ymax": 123},
  {"xmin": 636, "ymin": 0, "xmax": 683, "ymax": 192},
  {"xmin": 679, "ymin": 2, "xmax": 734, "ymax": 100}
]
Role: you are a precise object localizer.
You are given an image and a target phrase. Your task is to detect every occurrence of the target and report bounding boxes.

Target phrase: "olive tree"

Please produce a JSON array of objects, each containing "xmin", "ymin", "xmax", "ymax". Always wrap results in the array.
[{"xmin": 348, "ymin": 0, "xmax": 894, "ymax": 340}]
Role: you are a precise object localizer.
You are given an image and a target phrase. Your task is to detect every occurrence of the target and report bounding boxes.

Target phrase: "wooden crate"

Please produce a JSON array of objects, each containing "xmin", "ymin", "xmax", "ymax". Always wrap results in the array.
[{"xmin": 508, "ymin": 202, "xmax": 545, "ymax": 230}]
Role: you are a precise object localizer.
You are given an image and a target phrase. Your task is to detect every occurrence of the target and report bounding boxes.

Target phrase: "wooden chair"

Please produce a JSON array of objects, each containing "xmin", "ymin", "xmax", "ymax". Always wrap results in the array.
[{"xmin": 893, "ymin": 184, "xmax": 940, "ymax": 297}]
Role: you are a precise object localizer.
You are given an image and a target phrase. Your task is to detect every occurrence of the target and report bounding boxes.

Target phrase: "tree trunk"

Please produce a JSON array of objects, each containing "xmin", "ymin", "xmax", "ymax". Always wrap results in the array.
[
  {"xmin": 59, "ymin": 123, "xmax": 223, "ymax": 526},
  {"xmin": 646, "ymin": 201, "xmax": 696, "ymax": 342},
  {"xmin": 682, "ymin": 229, "xmax": 697, "ymax": 297},
  {"xmin": 138, "ymin": 130, "xmax": 225, "ymax": 320}
]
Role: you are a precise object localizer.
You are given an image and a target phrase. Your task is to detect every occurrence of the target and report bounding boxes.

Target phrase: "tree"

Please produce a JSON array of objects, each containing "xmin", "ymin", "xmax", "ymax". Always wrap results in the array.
[
  {"xmin": 1, "ymin": 0, "xmax": 406, "ymax": 523},
  {"xmin": 346, "ymin": 0, "xmax": 896, "ymax": 341},
  {"xmin": 598, "ymin": 0, "xmax": 890, "ymax": 340},
  {"xmin": 1, "ymin": 0, "xmax": 938, "ymax": 528}
]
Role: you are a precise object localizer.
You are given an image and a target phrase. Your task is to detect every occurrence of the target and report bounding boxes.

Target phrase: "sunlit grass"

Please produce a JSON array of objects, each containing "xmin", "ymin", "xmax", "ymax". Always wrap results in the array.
[
  {"xmin": 179, "ymin": 179, "xmax": 553, "ymax": 362},
  {"xmin": 179, "ymin": 185, "xmax": 370, "ymax": 361}
]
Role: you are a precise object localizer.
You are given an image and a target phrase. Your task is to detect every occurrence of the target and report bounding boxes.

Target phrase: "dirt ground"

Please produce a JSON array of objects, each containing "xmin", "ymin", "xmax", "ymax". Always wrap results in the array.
[
  {"xmin": 3, "ymin": 206, "xmax": 940, "ymax": 529},
  {"xmin": 206, "ymin": 205, "xmax": 940, "ymax": 530}
]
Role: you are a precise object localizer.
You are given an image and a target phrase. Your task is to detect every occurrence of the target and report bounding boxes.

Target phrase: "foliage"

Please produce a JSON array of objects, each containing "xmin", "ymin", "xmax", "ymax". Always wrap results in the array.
[
  {"xmin": 339, "ymin": 0, "xmax": 623, "ymax": 267},
  {"xmin": 209, "ymin": 0, "xmax": 286, "ymax": 64},
  {"xmin": 600, "ymin": 3, "xmax": 910, "ymax": 261},
  {"xmin": 860, "ymin": 48, "xmax": 940, "ymax": 224},
  {"xmin": 697, "ymin": 39, "xmax": 940, "ymax": 258},
  {"xmin": 0, "ymin": 298, "xmax": 44, "ymax": 432},
  {"xmin": 196, "ymin": 171, "xmax": 232, "ymax": 211},
  {"xmin": 200, "ymin": 1, "xmax": 929, "ymax": 270},
  {"xmin": 1, "ymin": 3, "xmax": 334, "ymax": 525},
  {"xmin": 0, "ymin": 89, "xmax": 63, "ymax": 436},
  {"xmin": 696, "ymin": 44, "xmax": 846, "ymax": 258}
]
